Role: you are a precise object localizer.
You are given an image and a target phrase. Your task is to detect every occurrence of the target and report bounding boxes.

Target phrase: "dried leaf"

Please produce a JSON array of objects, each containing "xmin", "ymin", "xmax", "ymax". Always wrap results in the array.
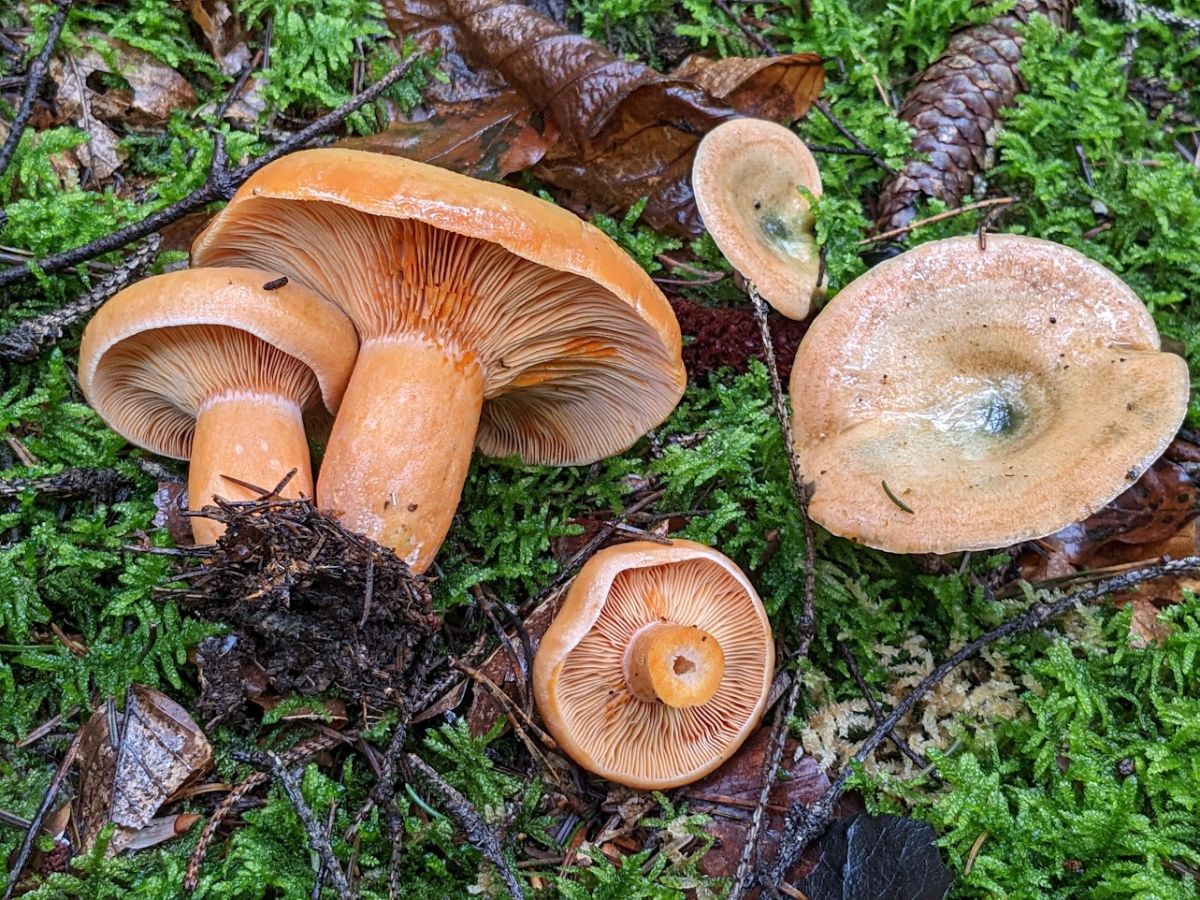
[
  {"xmin": 382, "ymin": 0, "xmax": 822, "ymax": 234},
  {"xmin": 682, "ymin": 729, "xmax": 845, "ymax": 886},
  {"xmin": 189, "ymin": 0, "xmax": 250, "ymax": 74},
  {"xmin": 874, "ymin": 0, "xmax": 1074, "ymax": 233},
  {"xmin": 77, "ymin": 686, "xmax": 212, "ymax": 855},
  {"xmin": 53, "ymin": 32, "xmax": 197, "ymax": 129},
  {"xmin": 466, "ymin": 589, "xmax": 565, "ymax": 736},
  {"xmin": 797, "ymin": 814, "xmax": 954, "ymax": 900},
  {"xmin": 122, "ymin": 813, "xmax": 201, "ymax": 853},
  {"xmin": 344, "ymin": 92, "xmax": 556, "ymax": 179}
]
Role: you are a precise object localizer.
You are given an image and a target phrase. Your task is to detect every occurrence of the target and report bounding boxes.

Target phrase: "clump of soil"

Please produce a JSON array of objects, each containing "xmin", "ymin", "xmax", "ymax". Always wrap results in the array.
[
  {"xmin": 668, "ymin": 296, "xmax": 809, "ymax": 381},
  {"xmin": 176, "ymin": 495, "xmax": 444, "ymax": 727}
]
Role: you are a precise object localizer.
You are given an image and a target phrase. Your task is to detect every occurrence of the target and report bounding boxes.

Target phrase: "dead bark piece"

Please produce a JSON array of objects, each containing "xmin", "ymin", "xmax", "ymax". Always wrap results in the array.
[
  {"xmin": 76, "ymin": 686, "xmax": 212, "ymax": 855},
  {"xmin": 873, "ymin": 0, "xmax": 1075, "ymax": 233}
]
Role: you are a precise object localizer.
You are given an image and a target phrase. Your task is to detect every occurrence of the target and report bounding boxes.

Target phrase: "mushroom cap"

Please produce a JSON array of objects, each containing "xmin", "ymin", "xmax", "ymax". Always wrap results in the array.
[
  {"xmin": 692, "ymin": 118, "xmax": 823, "ymax": 320},
  {"xmin": 79, "ymin": 267, "xmax": 358, "ymax": 459},
  {"xmin": 533, "ymin": 539, "xmax": 774, "ymax": 790},
  {"xmin": 190, "ymin": 149, "xmax": 686, "ymax": 466},
  {"xmin": 790, "ymin": 234, "xmax": 1192, "ymax": 554}
]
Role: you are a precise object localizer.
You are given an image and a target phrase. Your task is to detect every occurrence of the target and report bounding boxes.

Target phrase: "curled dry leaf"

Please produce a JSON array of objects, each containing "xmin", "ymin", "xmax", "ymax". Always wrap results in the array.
[
  {"xmin": 76, "ymin": 686, "xmax": 212, "ymax": 855},
  {"xmin": 378, "ymin": 0, "xmax": 823, "ymax": 234},
  {"xmin": 873, "ymin": 0, "xmax": 1074, "ymax": 233},
  {"xmin": 189, "ymin": 0, "xmax": 251, "ymax": 74}
]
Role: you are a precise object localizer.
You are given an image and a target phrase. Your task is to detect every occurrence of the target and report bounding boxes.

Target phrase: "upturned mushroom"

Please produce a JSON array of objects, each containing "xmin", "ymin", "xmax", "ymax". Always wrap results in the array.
[
  {"xmin": 533, "ymin": 540, "xmax": 773, "ymax": 790},
  {"xmin": 790, "ymin": 234, "xmax": 1191, "ymax": 554},
  {"xmin": 190, "ymin": 149, "xmax": 685, "ymax": 572},
  {"xmin": 692, "ymin": 118, "xmax": 824, "ymax": 319},
  {"xmin": 79, "ymin": 267, "xmax": 358, "ymax": 544}
]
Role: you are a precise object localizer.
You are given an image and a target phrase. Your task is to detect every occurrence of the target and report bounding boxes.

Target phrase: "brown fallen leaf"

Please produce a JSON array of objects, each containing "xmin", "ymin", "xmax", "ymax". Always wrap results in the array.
[
  {"xmin": 873, "ymin": 0, "xmax": 1074, "ymax": 233},
  {"xmin": 345, "ymin": 92, "xmax": 556, "ymax": 180},
  {"xmin": 121, "ymin": 813, "xmax": 202, "ymax": 852},
  {"xmin": 152, "ymin": 480, "xmax": 193, "ymax": 546},
  {"xmin": 77, "ymin": 686, "xmax": 212, "ymax": 855},
  {"xmin": 189, "ymin": 0, "xmax": 251, "ymax": 74},
  {"xmin": 681, "ymin": 728, "xmax": 861, "ymax": 888},
  {"xmin": 465, "ymin": 588, "xmax": 566, "ymax": 736},
  {"xmin": 380, "ymin": 0, "xmax": 822, "ymax": 234},
  {"xmin": 53, "ymin": 32, "xmax": 197, "ymax": 129}
]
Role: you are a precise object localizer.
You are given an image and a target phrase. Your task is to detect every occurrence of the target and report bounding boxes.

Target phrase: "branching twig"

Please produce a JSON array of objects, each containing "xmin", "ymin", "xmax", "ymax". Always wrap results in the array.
[
  {"xmin": 252, "ymin": 750, "xmax": 352, "ymax": 900},
  {"xmin": 0, "ymin": 236, "xmax": 161, "ymax": 360},
  {"xmin": 184, "ymin": 733, "xmax": 339, "ymax": 892},
  {"xmin": 814, "ymin": 100, "xmax": 898, "ymax": 176},
  {"xmin": 0, "ymin": 466, "xmax": 133, "ymax": 501},
  {"xmin": 838, "ymin": 642, "xmax": 929, "ymax": 770},
  {"xmin": 405, "ymin": 754, "xmax": 526, "ymax": 900},
  {"xmin": 0, "ymin": 0, "xmax": 72, "ymax": 183},
  {"xmin": 0, "ymin": 53, "xmax": 418, "ymax": 291},
  {"xmin": 766, "ymin": 555, "xmax": 1200, "ymax": 885},
  {"xmin": 2, "ymin": 726, "xmax": 81, "ymax": 900}
]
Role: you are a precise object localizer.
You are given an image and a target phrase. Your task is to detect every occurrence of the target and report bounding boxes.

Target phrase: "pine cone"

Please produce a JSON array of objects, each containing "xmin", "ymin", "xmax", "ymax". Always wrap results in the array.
[{"xmin": 873, "ymin": 0, "xmax": 1074, "ymax": 234}]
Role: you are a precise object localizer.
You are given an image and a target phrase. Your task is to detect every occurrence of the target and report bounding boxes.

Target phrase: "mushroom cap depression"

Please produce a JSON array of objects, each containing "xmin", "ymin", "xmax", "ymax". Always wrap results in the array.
[
  {"xmin": 78, "ymin": 267, "xmax": 358, "ymax": 459},
  {"xmin": 533, "ymin": 540, "xmax": 774, "ymax": 790},
  {"xmin": 790, "ymin": 235, "xmax": 1191, "ymax": 554},
  {"xmin": 692, "ymin": 118, "xmax": 824, "ymax": 320},
  {"xmin": 191, "ymin": 148, "xmax": 686, "ymax": 466}
]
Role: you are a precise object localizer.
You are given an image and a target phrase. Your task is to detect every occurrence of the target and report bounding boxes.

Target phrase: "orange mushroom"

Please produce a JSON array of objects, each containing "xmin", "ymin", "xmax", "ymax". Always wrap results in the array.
[
  {"xmin": 191, "ymin": 149, "xmax": 685, "ymax": 572},
  {"xmin": 533, "ymin": 540, "xmax": 774, "ymax": 790},
  {"xmin": 692, "ymin": 118, "xmax": 824, "ymax": 319},
  {"xmin": 79, "ymin": 268, "xmax": 358, "ymax": 544},
  {"xmin": 790, "ymin": 234, "xmax": 1192, "ymax": 554}
]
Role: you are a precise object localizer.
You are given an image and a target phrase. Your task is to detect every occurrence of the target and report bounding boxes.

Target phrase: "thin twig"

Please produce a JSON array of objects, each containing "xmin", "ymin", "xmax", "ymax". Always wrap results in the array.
[
  {"xmin": 0, "ymin": 236, "xmax": 161, "ymax": 361},
  {"xmin": 0, "ymin": 52, "xmax": 417, "ymax": 290},
  {"xmin": 730, "ymin": 287, "xmax": 819, "ymax": 900},
  {"xmin": 2, "ymin": 726, "xmax": 81, "ymax": 900},
  {"xmin": 405, "ymin": 754, "xmax": 526, "ymax": 900},
  {"xmin": 838, "ymin": 642, "xmax": 929, "ymax": 770},
  {"xmin": 712, "ymin": 0, "xmax": 777, "ymax": 55},
  {"xmin": 0, "ymin": 0, "xmax": 72, "ymax": 182},
  {"xmin": 858, "ymin": 197, "xmax": 1016, "ymax": 245},
  {"xmin": 257, "ymin": 750, "xmax": 352, "ymax": 900},
  {"xmin": 184, "ymin": 733, "xmax": 339, "ymax": 892},
  {"xmin": 766, "ymin": 555, "xmax": 1200, "ymax": 884},
  {"xmin": 814, "ymin": 100, "xmax": 897, "ymax": 175}
]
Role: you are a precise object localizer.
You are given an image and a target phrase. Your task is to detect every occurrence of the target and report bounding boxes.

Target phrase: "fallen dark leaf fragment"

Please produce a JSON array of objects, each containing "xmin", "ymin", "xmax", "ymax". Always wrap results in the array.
[
  {"xmin": 381, "ymin": 0, "xmax": 823, "ymax": 234},
  {"xmin": 76, "ymin": 686, "xmax": 212, "ymax": 855},
  {"xmin": 683, "ymin": 728, "xmax": 861, "ymax": 888},
  {"xmin": 796, "ymin": 814, "xmax": 955, "ymax": 900},
  {"xmin": 668, "ymin": 296, "xmax": 809, "ymax": 381}
]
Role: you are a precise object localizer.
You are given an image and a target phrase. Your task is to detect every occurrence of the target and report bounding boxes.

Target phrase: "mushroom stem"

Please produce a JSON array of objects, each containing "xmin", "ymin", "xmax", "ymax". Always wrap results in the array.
[
  {"xmin": 189, "ymin": 394, "xmax": 314, "ymax": 544},
  {"xmin": 624, "ymin": 622, "xmax": 725, "ymax": 708},
  {"xmin": 317, "ymin": 336, "xmax": 484, "ymax": 573}
]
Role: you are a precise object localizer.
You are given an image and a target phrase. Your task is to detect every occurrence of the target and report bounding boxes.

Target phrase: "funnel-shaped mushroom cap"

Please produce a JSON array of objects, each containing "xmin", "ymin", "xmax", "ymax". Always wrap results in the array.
[
  {"xmin": 692, "ymin": 118, "xmax": 823, "ymax": 320},
  {"xmin": 533, "ymin": 540, "xmax": 773, "ymax": 790},
  {"xmin": 790, "ymin": 235, "xmax": 1191, "ymax": 554},
  {"xmin": 79, "ymin": 267, "xmax": 357, "ymax": 458},
  {"xmin": 191, "ymin": 148, "xmax": 685, "ymax": 465}
]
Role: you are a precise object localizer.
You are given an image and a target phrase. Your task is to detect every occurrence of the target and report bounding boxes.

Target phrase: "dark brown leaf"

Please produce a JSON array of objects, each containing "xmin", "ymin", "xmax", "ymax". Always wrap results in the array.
[
  {"xmin": 681, "ymin": 728, "xmax": 859, "ymax": 887},
  {"xmin": 343, "ymin": 91, "xmax": 556, "ymax": 179},
  {"xmin": 152, "ymin": 480, "xmax": 193, "ymax": 546},
  {"xmin": 465, "ymin": 589, "xmax": 565, "ymax": 736},
  {"xmin": 77, "ymin": 686, "xmax": 212, "ymax": 855},
  {"xmin": 382, "ymin": 0, "xmax": 822, "ymax": 234},
  {"xmin": 874, "ymin": 0, "xmax": 1074, "ymax": 233}
]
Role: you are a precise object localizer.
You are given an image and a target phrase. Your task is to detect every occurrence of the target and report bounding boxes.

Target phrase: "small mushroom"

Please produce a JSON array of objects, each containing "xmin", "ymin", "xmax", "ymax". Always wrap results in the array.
[
  {"xmin": 79, "ymin": 268, "xmax": 358, "ymax": 544},
  {"xmin": 692, "ymin": 118, "xmax": 824, "ymax": 319},
  {"xmin": 790, "ymin": 234, "xmax": 1191, "ymax": 554},
  {"xmin": 533, "ymin": 540, "xmax": 773, "ymax": 790},
  {"xmin": 191, "ymin": 149, "xmax": 685, "ymax": 572}
]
